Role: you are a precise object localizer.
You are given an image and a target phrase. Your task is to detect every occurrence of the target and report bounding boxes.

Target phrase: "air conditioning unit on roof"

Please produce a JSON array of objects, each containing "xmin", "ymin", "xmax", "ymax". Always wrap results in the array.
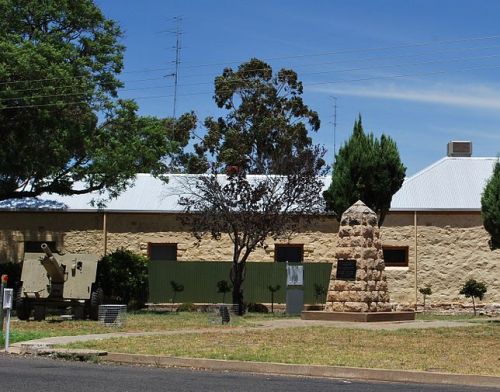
[{"xmin": 447, "ymin": 141, "xmax": 472, "ymax": 157}]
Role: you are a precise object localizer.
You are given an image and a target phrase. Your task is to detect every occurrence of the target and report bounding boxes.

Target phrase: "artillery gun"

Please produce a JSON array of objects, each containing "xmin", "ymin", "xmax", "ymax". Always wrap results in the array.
[{"xmin": 16, "ymin": 243, "xmax": 102, "ymax": 321}]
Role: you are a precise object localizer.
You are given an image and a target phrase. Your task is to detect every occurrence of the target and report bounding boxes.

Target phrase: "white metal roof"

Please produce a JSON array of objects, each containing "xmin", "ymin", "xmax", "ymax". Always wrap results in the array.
[
  {"xmin": 390, "ymin": 157, "xmax": 497, "ymax": 211},
  {"xmin": 0, "ymin": 174, "xmax": 333, "ymax": 213},
  {"xmin": 0, "ymin": 157, "xmax": 496, "ymax": 212}
]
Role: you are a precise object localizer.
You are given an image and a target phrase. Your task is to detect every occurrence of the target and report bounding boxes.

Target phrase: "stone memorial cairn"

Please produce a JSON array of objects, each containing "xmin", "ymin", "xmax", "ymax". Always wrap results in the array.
[{"xmin": 325, "ymin": 200, "xmax": 392, "ymax": 313}]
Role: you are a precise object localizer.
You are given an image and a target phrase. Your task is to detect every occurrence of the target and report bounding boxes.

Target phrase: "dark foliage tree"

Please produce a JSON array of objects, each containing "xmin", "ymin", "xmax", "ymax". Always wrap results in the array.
[
  {"xmin": 459, "ymin": 278, "xmax": 487, "ymax": 316},
  {"xmin": 323, "ymin": 116, "xmax": 406, "ymax": 226},
  {"xmin": 179, "ymin": 58, "xmax": 327, "ymax": 315},
  {"xmin": 481, "ymin": 160, "xmax": 500, "ymax": 250},
  {"xmin": 96, "ymin": 249, "xmax": 148, "ymax": 309},
  {"xmin": 0, "ymin": 0, "xmax": 195, "ymax": 202},
  {"xmin": 189, "ymin": 57, "xmax": 323, "ymax": 174}
]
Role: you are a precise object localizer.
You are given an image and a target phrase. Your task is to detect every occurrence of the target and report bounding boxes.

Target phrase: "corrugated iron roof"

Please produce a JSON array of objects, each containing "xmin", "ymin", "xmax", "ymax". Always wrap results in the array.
[
  {"xmin": 0, "ymin": 157, "xmax": 496, "ymax": 212},
  {"xmin": 390, "ymin": 157, "xmax": 497, "ymax": 211},
  {"xmin": 0, "ymin": 174, "xmax": 333, "ymax": 213}
]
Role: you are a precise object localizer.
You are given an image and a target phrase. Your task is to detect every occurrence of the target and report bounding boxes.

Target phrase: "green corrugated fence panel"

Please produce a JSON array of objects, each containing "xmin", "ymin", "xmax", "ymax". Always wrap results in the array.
[{"xmin": 149, "ymin": 261, "xmax": 333, "ymax": 304}]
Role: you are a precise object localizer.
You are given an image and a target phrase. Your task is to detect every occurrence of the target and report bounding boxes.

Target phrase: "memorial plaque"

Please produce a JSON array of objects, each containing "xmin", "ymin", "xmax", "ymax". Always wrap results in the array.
[
  {"xmin": 336, "ymin": 259, "xmax": 357, "ymax": 280},
  {"xmin": 286, "ymin": 264, "xmax": 304, "ymax": 286}
]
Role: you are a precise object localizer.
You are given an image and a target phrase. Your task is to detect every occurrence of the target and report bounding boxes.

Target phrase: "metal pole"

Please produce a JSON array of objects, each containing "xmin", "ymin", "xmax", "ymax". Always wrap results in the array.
[
  {"xmin": 4, "ymin": 308, "xmax": 10, "ymax": 352},
  {"xmin": 0, "ymin": 275, "xmax": 6, "ymax": 329},
  {"xmin": 0, "ymin": 282, "xmax": 4, "ymax": 329},
  {"xmin": 414, "ymin": 211, "xmax": 418, "ymax": 310},
  {"xmin": 2, "ymin": 287, "xmax": 13, "ymax": 352},
  {"xmin": 102, "ymin": 212, "xmax": 108, "ymax": 256},
  {"xmin": 172, "ymin": 16, "xmax": 182, "ymax": 119}
]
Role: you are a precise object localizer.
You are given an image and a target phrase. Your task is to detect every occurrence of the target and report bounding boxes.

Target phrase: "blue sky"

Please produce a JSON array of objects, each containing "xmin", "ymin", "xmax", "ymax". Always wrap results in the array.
[{"xmin": 97, "ymin": 0, "xmax": 500, "ymax": 175}]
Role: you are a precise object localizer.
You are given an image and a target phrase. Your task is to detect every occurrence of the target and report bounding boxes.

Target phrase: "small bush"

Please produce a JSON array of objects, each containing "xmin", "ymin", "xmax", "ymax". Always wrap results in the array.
[
  {"xmin": 177, "ymin": 302, "xmax": 196, "ymax": 312},
  {"xmin": 96, "ymin": 249, "xmax": 148, "ymax": 310},
  {"xmin": 459, "ymin": 279, "xmax": 487, "ymax": 316},
  {"xmin": 216, "ymin": 280, "xmax": 232, "ymax": 303},
  {"xmin": 247, "ymin": 303, "xmax": 269, "ymax": 313}
]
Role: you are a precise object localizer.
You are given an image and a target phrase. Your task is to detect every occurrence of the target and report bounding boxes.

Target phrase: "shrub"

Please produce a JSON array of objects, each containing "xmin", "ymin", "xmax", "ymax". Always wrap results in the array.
[
  {"xmin": 170, "ymin": 280, "xmax": 184, "ymax": 309},
  {"xmin": 216, "ymin": 280, "xmax": 232, "ymax": 303},
  {"xmin": 418, "ymin": 285, "xmax": 432, "ymax": 310},
  {"xmin": 247, "ymin": 303, "xmax": 269, "ymax": 313},
  {"xmin": 313, "ymin": 283, "xmax": 327, "ymax": 303},
  {"xmin": 459, "ymin": 279, "xmax": 487, "ymax": 316},
  {"xmin": 96, "ymin": 249, "xmax": 148, "ymax": 310},
  {"xmin": 267, "ymin": 284, "xmax": 280, "ymax": 313},
  {"xmin": 177, "ymin": 302, "xmax": 196, "ymax": 312}
]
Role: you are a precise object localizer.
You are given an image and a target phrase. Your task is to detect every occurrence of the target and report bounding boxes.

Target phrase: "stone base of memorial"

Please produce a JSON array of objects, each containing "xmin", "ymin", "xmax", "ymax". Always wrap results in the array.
[
  {"xmin": 301, "ymin": 200, "xmax": 415, "ymax": 323},
  {"xmin": 301, "ymin": 310, "xmax": 415, "ymax": 322}
]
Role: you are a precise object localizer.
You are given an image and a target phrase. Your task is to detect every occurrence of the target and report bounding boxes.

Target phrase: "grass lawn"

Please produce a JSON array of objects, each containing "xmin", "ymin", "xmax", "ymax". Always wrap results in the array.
[
  {"xmin": 63, "ymin": 322, "xmax": 500, "ymax": 376},
  {"xmin": 415, "ymin": 312, "xmax": 490, "ymax": 321},
  {"xmin": 1, "ymin": 311, "xmax": 290, "ymax": 345}
]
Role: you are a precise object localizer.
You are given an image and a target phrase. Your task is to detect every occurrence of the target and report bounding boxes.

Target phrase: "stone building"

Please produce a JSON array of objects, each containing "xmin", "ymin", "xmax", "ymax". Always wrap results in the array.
[{"xmin": 0, "ymin": 151, "xmax": 498, "ymax": 308}]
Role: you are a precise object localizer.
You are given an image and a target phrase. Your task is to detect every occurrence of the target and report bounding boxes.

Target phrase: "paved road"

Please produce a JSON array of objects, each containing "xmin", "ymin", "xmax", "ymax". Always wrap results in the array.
[{"xmin": 1, "ymin": 354, "xmax": 498, "ymax": 392}]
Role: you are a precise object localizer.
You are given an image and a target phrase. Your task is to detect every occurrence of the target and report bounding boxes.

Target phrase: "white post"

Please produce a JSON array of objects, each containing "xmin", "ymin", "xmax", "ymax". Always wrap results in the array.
[
  {"xmin": 4, "ymin": 308, "xmax": 10, "ymax": 352},
  {"xmin": 2, "ymin": 288, "xmax": 13, "ymax": 352}
]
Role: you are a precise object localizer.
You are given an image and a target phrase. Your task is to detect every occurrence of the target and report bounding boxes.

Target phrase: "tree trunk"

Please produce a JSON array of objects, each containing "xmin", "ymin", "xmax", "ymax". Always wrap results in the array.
[
  {"xmin": 472, "ymin": 296, "xmax": 476, "ymax": 316},
  {"xmin": 230, "ymin": 262, "xmax": 246, "ymax": 315}
]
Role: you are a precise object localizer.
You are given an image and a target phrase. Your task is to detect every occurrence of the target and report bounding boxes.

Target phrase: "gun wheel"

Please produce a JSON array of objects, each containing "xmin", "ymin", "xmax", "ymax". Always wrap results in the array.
[
  {"xmin": 15, "ymin": 293, "xmax": 31, "ymax": 321},
  {"xmin": 89, "ymin": 287, "xmax": 104, "ymax": 321}
]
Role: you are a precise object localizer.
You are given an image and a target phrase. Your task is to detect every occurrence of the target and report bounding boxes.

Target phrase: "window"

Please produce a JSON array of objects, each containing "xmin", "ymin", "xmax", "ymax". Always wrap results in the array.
[
  {"xmin": 24, "ymin": 241, "xmax": 56, "ymax": 253},
  {"xmin": 148, "ymin": 243, "xmax": 177, "ymax": 261},
  {"xmin": 275, "ymin": 244, "xmax": 303, "ymax": 263},
  {"xmin": 383, "ymin": 246, "xmax": 408, "ymax": 267}
]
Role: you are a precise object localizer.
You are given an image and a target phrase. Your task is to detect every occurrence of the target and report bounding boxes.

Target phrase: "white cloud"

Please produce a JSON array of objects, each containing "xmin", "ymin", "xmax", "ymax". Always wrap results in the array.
[{"xmin": 309, "ymin": 82, "xmax": 500, "ymax": 111}]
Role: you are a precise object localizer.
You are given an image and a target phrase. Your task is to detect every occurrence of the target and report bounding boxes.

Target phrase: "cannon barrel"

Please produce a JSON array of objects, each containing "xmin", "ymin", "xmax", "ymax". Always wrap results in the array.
[
  {"xmin": 40, "ymin": 243, "xmax": 65, "ymax": 283},
  {"xmin": 41, "ymin": 243, "xmax": 53, "ymax": 257}
]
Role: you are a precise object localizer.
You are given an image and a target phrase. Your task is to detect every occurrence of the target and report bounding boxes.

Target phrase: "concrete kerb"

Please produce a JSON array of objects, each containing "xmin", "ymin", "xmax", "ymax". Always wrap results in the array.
[
  {"xmin": 104, "ymin": 353, "xmax": 500, "ymax": 389},
  {"xmin": 6, "ymin": 318, "xmax": 500, "ymax": 388}
]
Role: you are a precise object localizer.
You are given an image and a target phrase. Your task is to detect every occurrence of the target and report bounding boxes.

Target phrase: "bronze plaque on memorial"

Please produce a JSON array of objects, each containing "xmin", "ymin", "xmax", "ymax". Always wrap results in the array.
[{"xmin": 336, "ymin": 259, "xmax": 357, "ymax": 280}]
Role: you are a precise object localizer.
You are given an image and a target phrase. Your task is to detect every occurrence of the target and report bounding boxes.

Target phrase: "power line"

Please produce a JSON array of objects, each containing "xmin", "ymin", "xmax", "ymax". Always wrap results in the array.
[
  {"xmin": 2, "ymin": 33, "xmax": 500, "ymax": 86},
  {"xmin": 3, "ymin": 62, "xmax": 500, "ymax": 110},
  {"xmin": 177, "ymin": 34, "xmax": 500, "ymax": 69},
  {"xmin": 4, "ymin": 52, "xmax": 500, "ymax": 102}
]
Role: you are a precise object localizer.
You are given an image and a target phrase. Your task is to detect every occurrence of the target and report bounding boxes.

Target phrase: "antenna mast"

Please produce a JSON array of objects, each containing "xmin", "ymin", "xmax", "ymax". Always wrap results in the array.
[
  {"xmin": 172, "ymin": 16, "xmax": 182, "ymax": 118},
  {"xmin": 331, "ymin": 96, "xmax": 338, "ymax": 157}
]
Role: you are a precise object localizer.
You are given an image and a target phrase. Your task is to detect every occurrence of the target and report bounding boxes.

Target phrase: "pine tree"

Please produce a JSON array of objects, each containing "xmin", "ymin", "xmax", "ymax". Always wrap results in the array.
[
  {"xmin": 481, "ymin": 160, "xmax": 500, "ymax": 249},
  {"xmin": 323, "ymin": 116, "xmax": 406, "ymax": 226}
]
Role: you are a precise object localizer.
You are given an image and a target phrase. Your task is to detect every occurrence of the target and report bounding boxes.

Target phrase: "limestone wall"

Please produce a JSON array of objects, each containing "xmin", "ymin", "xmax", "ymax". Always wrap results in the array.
[
  {"xmin": 413, "ymin": 212, "xmax": 499, "ymax": 307},
  {"xmin": 381, "ymin": 212, "xmax": 500, "ymax": 307},
  {"xmin": 0, "ymin": 211, "xmax": 103, "ymax": 262},
  {"xmin": 381, "ymin": 213, "xmax": 417, "ymax": 306},
  {"xmin": 0, "ymin": 210, "xmax": 498, "ymax": 305},
  {"xmin": 105, "ymin": 213, "xmax": 338, "ymax": 262}
]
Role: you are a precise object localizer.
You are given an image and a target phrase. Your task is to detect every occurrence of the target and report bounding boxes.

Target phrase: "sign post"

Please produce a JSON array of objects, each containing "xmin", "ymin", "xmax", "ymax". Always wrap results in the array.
[
  {"xmin": 2, "ymin": 287, "xmax": 13, "ymax": 352},
  {"xmin": 0, "ymin": 274, "xmax": 7, "ymax": 329},
  {"xmin": 285, "ymin": 262, "xmax": 304, "ymax": 315}
]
